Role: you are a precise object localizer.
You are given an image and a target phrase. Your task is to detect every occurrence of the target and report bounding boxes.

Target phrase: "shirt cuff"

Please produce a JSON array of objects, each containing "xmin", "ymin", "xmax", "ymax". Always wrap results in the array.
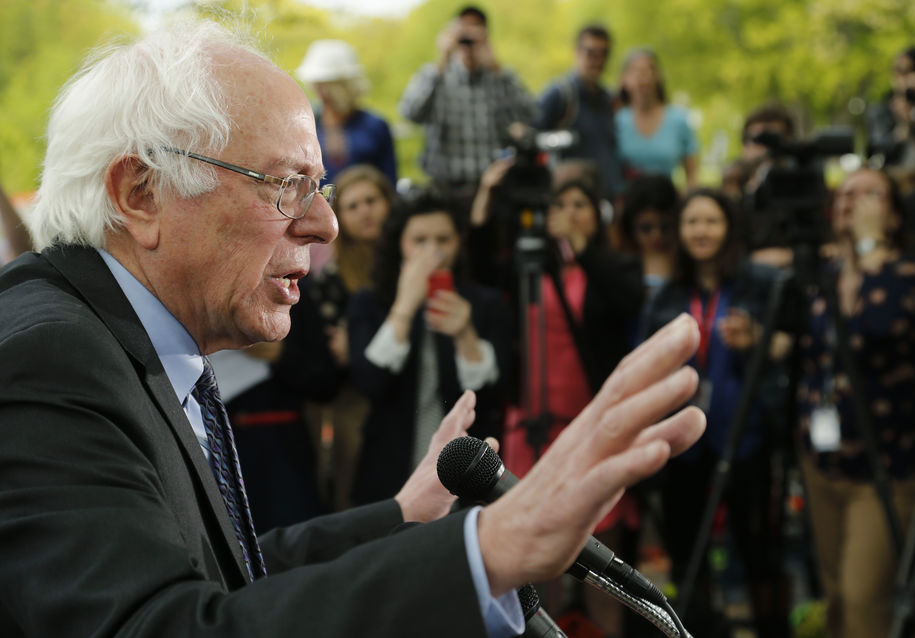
[
  {"xmin": 456, "ymin": 339, "xmax": 499, "ymax": 390},
  {"xmin": 364, "ymin": 320, "xmax": 411, "ymax": 373},
  {"xmin": 463, "ymin": 506, "xmax": 524, "ymax": 638}
]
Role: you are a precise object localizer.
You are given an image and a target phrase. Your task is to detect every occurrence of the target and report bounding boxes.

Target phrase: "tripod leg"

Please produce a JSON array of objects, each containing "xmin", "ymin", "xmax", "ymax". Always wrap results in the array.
[{"xmin": 677, "ymin": 272, "xmax": 790, "ymax": 617}]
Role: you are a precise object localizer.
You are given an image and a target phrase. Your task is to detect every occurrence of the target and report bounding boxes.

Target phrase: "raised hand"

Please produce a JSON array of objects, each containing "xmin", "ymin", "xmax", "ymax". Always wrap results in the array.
[
  {"xmin": 395, "ymin": 390, "xmax": 487, "ymax": 523},
  {"xmin": 477, "ymin": 314, "xmax": 706, "ymax": 595}
]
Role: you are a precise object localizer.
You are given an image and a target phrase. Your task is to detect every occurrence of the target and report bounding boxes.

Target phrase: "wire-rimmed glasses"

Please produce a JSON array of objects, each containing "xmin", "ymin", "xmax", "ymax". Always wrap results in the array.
[{"xmin": 163, "ymin": 148, "xmax": 335, "ymax": 220}]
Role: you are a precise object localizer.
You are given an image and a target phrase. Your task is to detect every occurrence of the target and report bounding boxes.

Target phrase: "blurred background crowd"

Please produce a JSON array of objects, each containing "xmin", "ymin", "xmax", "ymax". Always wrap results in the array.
[{"xmin": 3, "ymin": 1, "xmax": 915, "ymax": 637}]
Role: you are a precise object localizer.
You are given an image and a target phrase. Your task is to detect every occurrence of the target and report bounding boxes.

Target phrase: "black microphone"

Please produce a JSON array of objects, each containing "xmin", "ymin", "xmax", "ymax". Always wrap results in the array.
[
  {"xmin": 437, "ymin": 436, "xmax": 666, "ymax": 606},
  {"xmin": 517, "ymin": 584, "xmax": 567, "ymax": 638}
]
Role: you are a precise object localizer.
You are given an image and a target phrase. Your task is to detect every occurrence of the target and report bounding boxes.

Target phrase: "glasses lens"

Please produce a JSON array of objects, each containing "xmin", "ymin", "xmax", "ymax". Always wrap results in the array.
[
  {"xmin": 274, "ymin": 176, "xmax": 315, "ymax": 219},
  {"xmin": 320, "ymin": 184, "xmax": 336, "ymax": 207}
]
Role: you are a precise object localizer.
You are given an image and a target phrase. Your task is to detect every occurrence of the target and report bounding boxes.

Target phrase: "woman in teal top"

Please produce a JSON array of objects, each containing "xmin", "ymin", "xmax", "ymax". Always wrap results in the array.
[{"xmin": 615, "ymin": 48, "xmax": 699, "ymax": 189}]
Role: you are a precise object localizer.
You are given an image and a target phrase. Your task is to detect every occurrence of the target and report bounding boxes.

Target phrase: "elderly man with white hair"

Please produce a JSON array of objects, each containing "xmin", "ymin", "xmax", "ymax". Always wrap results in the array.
[{"xmin": 0, "ymin": 20, "xmax": 704, "ymax": 638}]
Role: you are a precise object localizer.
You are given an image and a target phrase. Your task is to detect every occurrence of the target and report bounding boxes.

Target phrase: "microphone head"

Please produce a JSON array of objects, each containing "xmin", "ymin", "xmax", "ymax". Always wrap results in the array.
[
  {"xmin": 436, "ymin": 436, "xmax": 503, "ymax": 500},
  {"xmin": 517, "ymin": 584, "xmax": 541, "ymax": 621}
]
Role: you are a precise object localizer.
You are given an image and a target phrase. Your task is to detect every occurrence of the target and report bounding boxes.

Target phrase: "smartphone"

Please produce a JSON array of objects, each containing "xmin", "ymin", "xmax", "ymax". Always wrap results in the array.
[{"xmin": 427, "ymin": 270, "xmax": 454, "ymax": 300}]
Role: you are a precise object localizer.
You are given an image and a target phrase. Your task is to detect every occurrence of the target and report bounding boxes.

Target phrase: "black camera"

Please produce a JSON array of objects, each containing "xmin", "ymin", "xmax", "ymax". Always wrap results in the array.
[
  {"xmin": 743, "ymin": 127, "xmax": 855, "ymax": 253},
  {"xmin": 499, "ymin": 129, "xmax": 576, "ymax": 211}
]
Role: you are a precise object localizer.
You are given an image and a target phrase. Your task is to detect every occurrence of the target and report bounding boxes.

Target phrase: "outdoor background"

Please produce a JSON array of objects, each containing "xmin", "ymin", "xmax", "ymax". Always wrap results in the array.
[{"xmin": 2, "ymin": 0, "xmax": 914, "ymax": 195}]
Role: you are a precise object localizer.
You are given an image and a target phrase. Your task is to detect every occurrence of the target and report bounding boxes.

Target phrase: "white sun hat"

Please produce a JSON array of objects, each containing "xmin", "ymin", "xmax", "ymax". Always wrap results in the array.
[{"xmin": 295, "ymin": 39, "xmax": 365, "ymax": 83}]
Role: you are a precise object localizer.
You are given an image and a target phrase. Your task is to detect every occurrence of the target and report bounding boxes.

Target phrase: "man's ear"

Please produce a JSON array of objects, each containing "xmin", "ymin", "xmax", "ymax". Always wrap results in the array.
[{"xmin": 105, "ymin": 155, "xmax": 160, "ymax": 250}]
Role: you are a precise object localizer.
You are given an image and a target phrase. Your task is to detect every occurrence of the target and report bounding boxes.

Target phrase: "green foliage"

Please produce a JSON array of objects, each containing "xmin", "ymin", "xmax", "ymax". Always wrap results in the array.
[
  {"xmin": 3, "ymin": 0, "xmax": 915, "ymax": 192},
  {"xmin": 0, "ymin": 0, "xmax": 138, "ymax": 193}
]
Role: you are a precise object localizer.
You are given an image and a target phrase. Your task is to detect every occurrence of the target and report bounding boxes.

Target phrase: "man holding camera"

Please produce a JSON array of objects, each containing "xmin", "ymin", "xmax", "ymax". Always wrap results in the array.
[{"xmin": 399, "ymin": 5, "xmax": 536, "ymax": 205}]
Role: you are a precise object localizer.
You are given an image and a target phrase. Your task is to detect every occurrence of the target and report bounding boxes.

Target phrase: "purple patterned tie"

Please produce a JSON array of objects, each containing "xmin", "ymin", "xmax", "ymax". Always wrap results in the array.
[{"xmin": 193, "ymin": 360, "xmax": 267, "ymax": 581}]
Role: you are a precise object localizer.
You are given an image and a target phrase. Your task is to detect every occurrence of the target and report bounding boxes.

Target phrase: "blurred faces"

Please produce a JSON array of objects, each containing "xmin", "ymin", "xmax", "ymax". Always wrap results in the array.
[
  {"xmin": 622, "ymin": 53, "xmax": 661, "ymax": 104},
  {"xmin": 679, "ymin": 196, "xmax": 728, "ymax": 263},
  {"xmin": 400, "ymin": 211, "xmax": 460, "ymax": 270},
  {"xmin": 313, "ymin": 80, "xmax": 358, "ymax": 117},
  {"xmin": 632, "ymin": 209, "xmax": 674, "ymax": 255},
  {"xmin": 548, "ymin": 186, "xmax": 598, "ymax": 241},
  {"xmin": 576, "ymin": 34, "xmax": 610, "ymax": 85},
  {"xmin": 892, "ymin": 52, "xmax": 915, "ymax": 95},
  {"xmin": 832, "ymin": 169, "xmax": 895, "ymax": 238},
  {"xmin": 145, "ymin": 48, "xmax": 338, "ymax": 353},
  {"xmin": 336, "ymin": 180, "xmax": 390, "ymax": 242},
  {"xmin": 455, "ymin": 14, "xmax": 488, "ymax": 71}
]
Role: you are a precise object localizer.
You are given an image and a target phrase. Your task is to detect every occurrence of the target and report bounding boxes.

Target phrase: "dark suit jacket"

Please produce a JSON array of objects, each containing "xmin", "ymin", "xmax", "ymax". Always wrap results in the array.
[{"xmin": 0, "ymin": 246, "xmax": 485, "ymax": 637}]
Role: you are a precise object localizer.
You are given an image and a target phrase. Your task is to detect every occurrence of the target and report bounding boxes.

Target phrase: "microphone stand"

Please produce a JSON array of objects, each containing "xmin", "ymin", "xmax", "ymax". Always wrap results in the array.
[{"xmin": 567, "ymin": 563, "xmax": 692, "ymax": 638}]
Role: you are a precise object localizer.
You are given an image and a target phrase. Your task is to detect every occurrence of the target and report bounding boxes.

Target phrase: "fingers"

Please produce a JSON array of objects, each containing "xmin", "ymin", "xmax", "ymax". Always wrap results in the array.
[
  {"xmin": 426, "ymin": 290, "xmax": 466, "ymax": 314},
  {"xmin": 484, "ymin": 436, "xmax": 500, "ymax": 454},
  {"xmin": 584, "ymin": 365, "xmax": 699, "ymax": 460},
  {"xmin": 585, "ymin": 439, "xmax": 672, "ymax": 509},
  {"xmin": 577, "ymin": 314, "xmax": 699, "ymax": 426},
  {"xmin": 630, "ymin": 406, "xmax": 706, "ymax": 457},
  {"xmin": 429, "ymin": 390, "xmax": 477, "ymax": 449}
]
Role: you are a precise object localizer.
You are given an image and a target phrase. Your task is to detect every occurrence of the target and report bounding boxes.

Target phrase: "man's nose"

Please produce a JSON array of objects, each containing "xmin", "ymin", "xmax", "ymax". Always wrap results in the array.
[{"xmin": 290, "ymin": 194, "xmax": 339, "ymax": 244}]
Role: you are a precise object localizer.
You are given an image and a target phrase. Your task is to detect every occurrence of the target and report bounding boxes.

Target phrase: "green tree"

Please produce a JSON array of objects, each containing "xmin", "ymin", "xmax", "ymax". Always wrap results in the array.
[
  {"xmin": 4, "ymin": 0, "xmax": 915, "ymax": 192},
  {"xmin": 0, "ymin": 0, "xmax": 139, "ymax": 193}
]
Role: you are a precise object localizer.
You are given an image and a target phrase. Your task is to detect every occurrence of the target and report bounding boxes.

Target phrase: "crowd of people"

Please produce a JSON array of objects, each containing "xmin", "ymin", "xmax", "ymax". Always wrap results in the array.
[{"xmin": 2, "ymin": 5, "xmax": 915, "ymax": 638}]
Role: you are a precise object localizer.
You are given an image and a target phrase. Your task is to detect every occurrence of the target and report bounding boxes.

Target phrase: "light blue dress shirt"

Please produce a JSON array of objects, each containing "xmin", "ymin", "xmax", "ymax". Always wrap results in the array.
[{"xmin": 97, "ymin": 249, "xmax": 523, "ymax": 637}]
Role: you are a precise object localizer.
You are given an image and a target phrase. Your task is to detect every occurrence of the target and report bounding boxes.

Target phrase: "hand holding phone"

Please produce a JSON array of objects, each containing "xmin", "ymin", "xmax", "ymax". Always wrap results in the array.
[{"xmin": 427, "ymin": 270, "xmax": 455, "ymax": 300}]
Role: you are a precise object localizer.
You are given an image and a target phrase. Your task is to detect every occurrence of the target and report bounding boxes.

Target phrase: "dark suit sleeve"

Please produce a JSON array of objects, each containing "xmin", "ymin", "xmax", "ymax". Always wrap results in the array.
[
  {"xmin": 258, "ymin": 499, "xmax": 403, "ymax": 571},
  {"xmin": 0, "ymin": 319, "xmax": 485, "ymax": 637}
]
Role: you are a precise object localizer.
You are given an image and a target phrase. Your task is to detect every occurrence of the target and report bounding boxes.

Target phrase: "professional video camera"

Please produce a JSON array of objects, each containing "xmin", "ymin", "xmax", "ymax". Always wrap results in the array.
[
  {"xmin": 495, "ymin": 129, "xmax": 576, "ymax": 263},
  {"xmin": 499, "ymin": 129, "xmax": 576, "ymax": 209},
  {"xmin": 743, "ymin": 127, "xmax": 855, "ymax": 255}
]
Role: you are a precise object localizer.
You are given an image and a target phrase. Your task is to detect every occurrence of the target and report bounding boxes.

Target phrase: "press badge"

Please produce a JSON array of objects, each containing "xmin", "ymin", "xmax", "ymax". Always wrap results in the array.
[{"xmin": 810, "ymin": 406, "xmax": 841, "ymax": 452}]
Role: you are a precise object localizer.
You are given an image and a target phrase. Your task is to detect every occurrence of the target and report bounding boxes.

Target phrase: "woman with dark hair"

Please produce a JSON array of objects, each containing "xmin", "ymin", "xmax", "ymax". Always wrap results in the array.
[
  {"xmin": 347, "ymin": 188, "xmax": 511, "ymax": 505},
  {"xmin": 502, "ymin": 178, "xmax": 643, "ymax": 636},
  {"xmin": 643, "ymin": 188, "xmax": 786, "ymax": 637},
  {"xmin": 618, "ymin": 174, "xmax": 679, "ymax": 294},
  {"xmin": 615, "ymin": 48, "xmax": 699, "ymax": 189},
  {"xmin": 797, "ymin": 168, "xmax": 915, "ymax": 638},
  {"xmin": 304, "ymin": 164, "xmax": 397, "ymax": 511}
]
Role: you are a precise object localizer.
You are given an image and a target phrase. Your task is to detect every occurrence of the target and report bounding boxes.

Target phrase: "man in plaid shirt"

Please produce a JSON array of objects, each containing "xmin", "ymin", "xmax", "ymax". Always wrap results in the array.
[{"xmin": 399, "ymin": 6, "xmax": 537, "ymax": 200}]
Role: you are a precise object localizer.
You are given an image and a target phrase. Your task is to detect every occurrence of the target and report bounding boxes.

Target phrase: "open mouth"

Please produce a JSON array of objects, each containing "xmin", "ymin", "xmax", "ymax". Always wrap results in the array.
[{"xmin": 273, "ymin": 268, "xmax": 307, "ymax": 292}]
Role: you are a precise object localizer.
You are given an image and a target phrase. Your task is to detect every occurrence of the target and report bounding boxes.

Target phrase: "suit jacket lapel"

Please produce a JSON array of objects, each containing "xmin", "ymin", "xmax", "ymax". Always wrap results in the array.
[{"xmin": 43, "ymin": 245, "xmax": 249, "ymax": 582}]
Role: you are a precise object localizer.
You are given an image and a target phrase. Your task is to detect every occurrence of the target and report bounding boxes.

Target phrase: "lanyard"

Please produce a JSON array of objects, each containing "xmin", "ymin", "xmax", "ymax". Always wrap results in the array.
[{"xmin": 690, "ymin": 289, "xmax": 720, "ymax": 371}]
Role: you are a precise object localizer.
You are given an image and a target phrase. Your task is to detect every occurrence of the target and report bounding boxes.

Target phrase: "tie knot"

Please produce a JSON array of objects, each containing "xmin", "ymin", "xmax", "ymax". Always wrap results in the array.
[{"xmin": 194, "ymin": 360, "xmax": 219, "ymax": 401}]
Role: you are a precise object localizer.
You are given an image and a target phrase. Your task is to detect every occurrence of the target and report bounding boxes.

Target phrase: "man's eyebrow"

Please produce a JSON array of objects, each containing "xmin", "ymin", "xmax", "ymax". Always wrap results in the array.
[{"xmin": 272, "ymin": 156, "xmax": 325, "ymax": 180}]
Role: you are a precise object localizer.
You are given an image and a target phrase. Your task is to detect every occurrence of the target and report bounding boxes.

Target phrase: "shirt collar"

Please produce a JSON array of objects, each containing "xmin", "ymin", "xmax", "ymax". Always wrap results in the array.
[{"xmin": 97, "ymin": 249, "xmax": 203, "ymax": 406}]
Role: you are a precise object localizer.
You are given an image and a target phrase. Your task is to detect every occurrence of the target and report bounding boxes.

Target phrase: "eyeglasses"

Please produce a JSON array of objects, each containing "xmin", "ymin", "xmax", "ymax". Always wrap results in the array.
[{"xmin": 163, "ymin": 148, "xmax": 335, "ymax": 220}]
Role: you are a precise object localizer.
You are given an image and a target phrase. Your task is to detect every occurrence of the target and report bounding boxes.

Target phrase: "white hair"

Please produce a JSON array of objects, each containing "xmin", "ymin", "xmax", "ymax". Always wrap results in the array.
[{"xmin": 29, "ymin": 21, "xmax": 268, "ymax": 250}]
